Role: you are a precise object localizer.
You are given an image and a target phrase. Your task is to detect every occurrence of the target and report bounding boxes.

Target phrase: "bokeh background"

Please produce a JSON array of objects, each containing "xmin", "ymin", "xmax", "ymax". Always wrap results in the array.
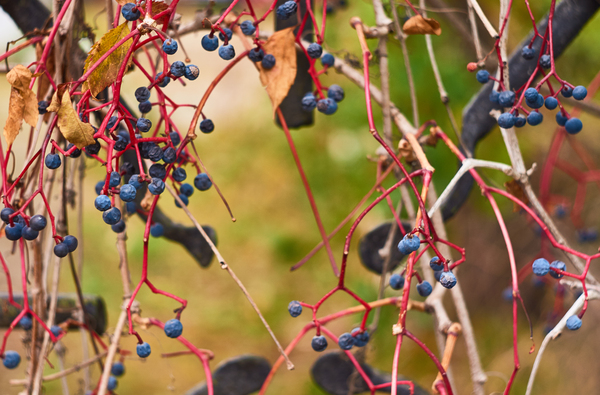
[{"xmin": 1, "ymin": 0, "xmax": 600, "ymax": 394}]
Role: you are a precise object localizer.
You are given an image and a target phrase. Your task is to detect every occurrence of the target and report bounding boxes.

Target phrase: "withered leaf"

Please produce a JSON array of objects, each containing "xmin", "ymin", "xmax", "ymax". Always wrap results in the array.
[
  {"xmin": 47, "ymin": 84, "xmax": 95, "ymax": 149},
  {"xmin": 403, "ymin": 15, "xmax": 442, "ymax": 36},
  {"xmin": 504, "ymin": 179, "xmax": 530, "ymax": 212},
  {"xmin": 3, "ymin": 65, "xmax": 39, "ymax": 146},
  {"xmin": 150, "ymin": 2, "xmax": 169, "ymax": 25},
  {"xmin": 258, "ymin": 27, "xmax": 297, "ymax": 117},
  {"xmin": 82, "ymin": 22, "xmax": 133, "ymax": 98}
]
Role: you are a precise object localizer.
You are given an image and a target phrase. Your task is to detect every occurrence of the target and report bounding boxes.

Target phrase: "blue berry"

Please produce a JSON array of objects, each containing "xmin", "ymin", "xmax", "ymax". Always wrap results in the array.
[
  {"xmin": 549, "ymin": 260, "xmax": 566, "ymax": 279},
  {"xmin": 194, "ymin": 173, "xmax": 212, "ymax": 191},
  {"xmin": 103, "ymin": 207, "xmax": 122, "ymax": 225},
  {"xmin": 185, "ymin": 65, "xmax": 200, "ymax": 81},
  {"xmin": 498, "ymin": 91, "xmax": 515, "ymax": 107},
  {"xmin": 19, "ymin": 316, "xmax": 32, "ymax": 330},
  {"xmin": 136, "ymin": 342, "xmax": 151, "ymax": 358},
  {"xmin": 430, "ymin": 256, "xmax": 444, "ymax": 271},
  {"xmin": 327, "ymin": 85, "xmax": 344, "ymax": 102},
  {"xmin": 107, "ymin": 376, "xmax": 118, "ymax": 391},
  {"xmin": 524, "ymin": 88, "xmax": 539, "ymax": 101},
  {"xmin": 201, "ymin": 35, "xmax": 219, "ymax": 51},
  {"xmin": 121, "ymin": 3, "xmax": 140, "ymax": 21},
  {"xmin": 565, "ymin": 118, "xmax": 583, "ymax": 134},
  {"xmin": 111, "ymin": 362, "xmax": 125, "ymax": 377},
  {"xmin": 5, "ymin": 221, "xmax": 23, "ymax": 240},
  {"xmin": 162, "ymin": 39, "xmax": 178, "ymax": 55},
  {"xmin": 545, "ymin": 96, "xmax": 558, "ymax": 110},
  {"xmin": 311, "ymin": 335, "xmax": 327, "ymax": 352},
  {"xmin": 389, "ymin": 274, "xmax": 405, "ymax": 290},
  {"xmin": 476, "ymin": 70, "xmax": 489, "ymax": 83},
  {"xmin": 114, "ymin": 136, "xmax": 127, "ymax": 152},
  {"xmin": 107, "ymin": 116, "xmax": 118, "ymax": 130},
  {"xmin": 111, "ymin": 220, "xmax": 126, "ymax": 233},
  {"xmin": 109, "ymin": 171, "xmax": 121, "ymax": 187},
  {"xmin": 149, "ymin": 164, "xmax": 166, "ymax": 179},
  {"xmin": 1, "ymin": 207, "xmax": 14, "ymax": 223},
  {"xmin": 95, "ymin": 181, "xmax": 104, "ymax": 195},
  {"xmin": 433, "ymin": 270, "xmax": 442, "ymax": 282},
  {"xmin": 128, "ymin": 174, "xmax": 144, "ymax": 189},
  {"xmin": 138, "ymin": 100, "xmax": 152, "ymax": 114},
  {"xmin": 85, "ymin": 140, "xmax": 101, "ymax": 156},
  {"xmin": 219, "ymin": 45, "xmax": 236, "ymax": 61},
  {"xmin": 54, "ymin": 242, "xmax": 69, "ymax": 257},
  {"xmin": 527, "ymin": 111, "xmax": 543, "ymax": 126},
  {"xmin": 526, "ymin": 94, "xmax": 544, "ymax": 109},
  {"xmin": 135, "ymin": 87, "xmax": 150, "ymax": 102},
  {"xmin": 148, "ymin": 145, "xmax": 163, "ymax": 162},
  {"xmin": 162, "ymin": 147, "xmax": 177, "ymax": 164},
  {"xmin": 150, "ymin": 223, "xmax": 164, "ymax": 237},
  {"xmin": 397, "ymin": 234, "xmax": 420, "ymax": 255},
  {"xmin": 338, "ymin": 332, "xmax": 354, "ymax": 350},
  {"xmin": 21, "ymin": 226, "xmax": 38, "ymax": 240},
  {"xmin": 180, "ymin": 183, "xmax": 194, "ymax": 197},
  {"xmin": 120, "ymin": 184, "xmax": 137, "ymax": 202},
  {"xmin": 125, "ymin": 201, "xmax": 136, "ymax": 214},
  {"xmin": 277, "ymin": 1, "xmax": 298, "ymax": 20},
  {"xmin": 561, "ymin": 86, "xmax": 573, "ymax": 98},
  {"xmin": 532, "ymin": 258, "xmax": 550, "ymax": 276},
  {"xmin": 288, "ymin": 301, "xmax": 302, "ymax": 317},
  {"xmin": 301, "ymin": 93, "xmax": 317, "ymax": 112},
  {"xmin": 248, "ymin": 48, "xmax": 264, "ymax": 62},
  {"xmin": 307, "ymin": 43, "xmax": 323, "ymax": 59},
  {"xmin": 3, "ymin": 351, "xmax": 20, "ymax": 369},
  {"xmin": 95, "ymin": 195, "xmax": 112, "ymax": 211},
  {"xmin": 539, "ymin": 54, "xmax": 551, "ymax": 69},
  {"xmin": 261, "ymin": 54, "xmax": 276, "ymax": 69},
  {"xmin": 521, "ymin": 46, "xmax": 535, "ymax": 60},
  {"xmin": 170, "ymin": 132, "xmax": 181, "ymax": 146},
  {"xmin": 439, "ymin": 271, "xmax": 457, "ymax": 289},
  {"xmin": 316, "ymin": 98, "xmax": 337, "ymax": 115},
  {"xmin": 63, "ymin": 235, "xmax": 78, "ymax": 252},
  {"xmin": 136, "ymin": 118, "xmax": 152, "ymax": 133},
  {"xmin": 218, "ymin": 28, "xmax": 233, "ymax": 42},
  {"xmin": 155, "ymin": 72, "xmax": 170, "ymax": 88},
  {"xmin": 240, "ymin": 20, "xmax": 256, "ymax": 35},
  {"xmin": 200, "ymin": 119, "xmax": 214, "ymax": 134},
  {"xmin": 67, "ymin": 144, "xmax": 82, "ymax": 158},
  {"xmin": 164, "ymin": 319, "xmax": 183, "ymax": 338},
  {"xmin": 173, "ymin": 168, "xmax": 187, "ymax": 182},
  {"xmin": 170, "ymin": 61, "xmax": 186, "ymax": 77},
  {"xmin": 350, "ymin": 328, "xmax": 369, "ymax": 347},
  {"xmin": 497, "ymin": 112, "xmax": 515, "ymax": 128},
  {"xmin": 566, "ymin": 315, "xmax": 582, "ymax": 330},
  {"xmin": 175, "ymin": 193, "xmax": 189, "ymax": 208},
  {"xmin": 489, "ymin": 90, "xmax": 500, "ymax": 104},
  {"xmin": 148, "ymin": 178, "xmax": 165, "ymax": 195},
  {"xmin": 45, "ymin": 153, "xmax": 61, "ymax": 169},
  {"xmin": 417, "ymin": 281, "xmax": 433, "ymax": 297},
  {"xmin": 321, "ymin": 53, "xmax": 334, "ymax": 67},
  {"xmin": 50, "ymin": 325, "xmax": 62, "ymax": 338},
  {"xmin": 556, "ymin": 112, "xmax": 568, "ymax": 126},
  {"xmin": 38, "ymin": 100, "xmax": 49, "ymax": 114},
  {"xmin": 572, "ymin": 85, "xmax": 587, "ymax": 100}
]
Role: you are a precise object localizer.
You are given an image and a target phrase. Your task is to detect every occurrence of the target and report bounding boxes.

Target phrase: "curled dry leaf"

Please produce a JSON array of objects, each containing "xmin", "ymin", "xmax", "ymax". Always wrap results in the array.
[
  {"xmin": 403, "ymin": 14, "xmax": 442, "ymax": 36},
  {"xmin": 3, "ymin": 65, "xmax": 39, "ymax": 146},
  {"xmin": 46, "ymin": 84, "xmax": 95, "ymax": 149},
  {"xmin": 504, "ymin": 179, "xmax": 530, "ymax": 212},
  {"xmin": 258, "ymin": 27, "xmax": 297, "ymax": 117},
  {"xmin": 82, "ymin": 22, "xmax": 133, "ymax": 98}
]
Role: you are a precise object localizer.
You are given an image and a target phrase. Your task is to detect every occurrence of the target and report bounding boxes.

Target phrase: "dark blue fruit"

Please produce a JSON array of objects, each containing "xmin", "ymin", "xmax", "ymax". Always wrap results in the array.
[
  {"xmin": 321, "ymin": 54, "xmax": 334, "ymax": 67},
  {"xmin": 194, "ymin": 173, "xmax": 212, "ymax": 191},
  {"xmin": 121, "ymin": 3, "xmax": 140, "ymax": 21},
  {"xmin": 439, "ymin": 271, "xmax": 457, "ymax": 289},
  {"xmin": 338, "ymin": 332, "xmax": 354, "ymax": 350},
  {"xmin": 148, "ymin": 178, "xmax": 165, "ymax": 195},
  {"xmin": 136, "ymin": 342, "xmax": 151, "ymax": 358},
  {"xmin": 261, "ymin": 54, "xmax": 276, "ymax": 69},
  {"xmin": 19, "ymin": 316, "xmax": 32, "ymax": 330},
  {"xmin": 316, "ymin": 98, "xmax": 337, "ymax": 115},
  {"xmin": 53, "ymin": 243, "xmax": 69, "ymax": 257},
  {"xmin": 175, "ymin": 193, "xmax": 189, "ymax": 208},
  {"xmin": 170, "ymin": 61, "xmax": 186, "ymax": 77},
  {"xmin": 22, "ymin": 226, "xmax": 39, "ymax": 240},
  {"xmin": 201, "ymin": 35, "xmax": 219, "ymax": 51},
  {"xmin": 389, "ymin": 273, "xmax": 405, "ymax": 290},
  {"xmin": 311, "ymin": 335, "xmax": 328, "ymax": 352},
  {"xmin": 566, "ymin": 316, "xmax": 582, "ymax": 330},
  {"xmin": 572, "ymin": 86, "xmax": 587, "ymax": 100},
  {"xmin": 532, "ymin": 258, "xmax": 550, "ymax": 276},
  {"xmin": 164, "ymin": 319, "xmax": 183, "ymax": 338},
  {"xmin": 565, "ymin": 118, "xmax": 583, "ymax": 134},
  {"xmin": 162, "ymin": 147, "xmax": 177, "ymax": 164},
  {"xmin": 539, "ymin": 54, "xmax": 551, "ymax": 69},
  {"xmin": 327, "ymin": 85, "xmax": 344, "ymax": 102},
  {"xmin": 200, "ymin": 119, "xmax": 214, "ymax": 134},
  {"xmin": 109, "ymin": 171, "xmax": 121, "ymax": 188},
  {"xmin": 173, "ymin": 168, "xmax": 187, "ymax": 182},
  {"xmin": 219, "ymin": 45, "xmax": 235, "ymax": 61},
  {"xmin": 545, "ymin": 96, "xmax": 558, "ymax": 110},
  {"xmin": 3, "ymin": 351, "xmax": 20, "ymax": 369},
  {"xmin": 150, "ymin": 223, "xmax": 164, "ymax": 237},
  {"xmin": 430, "ymin": 256, "xmax": 444, "ymax": 271},
  {"xmin": 138, "ymin": 100, "xmax": 152, "ymax": 114},
  {"xmin": 180, "ymin": 183, "xmax": 194, "ymax": 197},
  {"xmin": 476, "ymin": 70, "xmax": 489, "ymax": 83},
  {"xmin": 307, "ymin": 43, "xmax": 323, "ymax": 59},
  {"xmin": 136, "ymin": 118, "xmax": 152, "ymax": 133},
  {"xmin": 185, "ymin": 65, "xmax": 200, "ymax": 81},
  {"xmin": 111, "ymin": 220, "xmax": 126, "ymax": 233},
  {"xmin": 497, "ymin": 112, "xmax": 515, "ymax": 128},
  {"xmin": 135, "ymin": 86, "xmax": 150, "ymax": 102},
  {"xmin": 162, "ymin": 39, "xmax": 178, "ymax": 55},
  {"xmin": 417, "ymin": 281, "xmax": 433, "ymax": 297},
  {"xmin": 350, "ymin": 328, "xmax": 369, "ymax": 347},
  {"xmin": 302, "ymin": 93, "xmax": 317, "ymax": 112},
  {"xmin": 102, "ymin": 207, "xmax": 122, "ymax": 225},
  {"xmin": 521, "ymin": 46, "xmax": 535, "ymax": 60},
  {"xmin": 120, "ymin": 184, "xmax": 137, "ymax": 202},
  {"xmin": 498, "ymin": 91, "xmax": 515, "ymax": 107},
  {"xmin": 45, "ymin": 153, "xmax": 61, "ymax": 169},
  {"xmin": 561, "ymin": 86, "xmax": 573, "ymax": 98},
  {"xmin": 155, "ymin": 72, "xmax": 170, "ymax": 88},
  {"xmin": 549, "ymin": 260, "xmax": 566, "ymax": 279},
  {"xmin": 149, "ymin": 164, "xmax": 166, "ymax": 179},
  {"xmin": 527, "ymin": 111, "xmax": 543, "ymax": 126},
  {"xmin": 1, "ymin": 207, "xmax": 14, "ymax": 223},
  {"xmin": 218, "ymin": 28, "xmax": 233, "ymax": 42},
  {"xmin": 5, "ymin": 222, "xmax": 23, "ymax": 241},
  {"xmin": 276, "ymin": 1, "xmax": 298, "ymax": 20},
  {"xmin": 240, "ymin": 20, "xmax": 256, "ymax": 36},
  {"xmin": 111, "ymin": 362, "xmax": 125, "ymax": 377},
  {"xmin": 248, "ymin": 48, "xmax": 265, "ymax": 62},
  {"xmin": 288, "ymin": 301, "xmax": 302, "ymax": 317}
]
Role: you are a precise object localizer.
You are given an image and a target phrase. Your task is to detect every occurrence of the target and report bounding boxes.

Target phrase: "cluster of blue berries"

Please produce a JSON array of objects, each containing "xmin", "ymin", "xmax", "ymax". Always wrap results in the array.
[
  {"xmin": 531, "ymin": 257, "xmax": 566, "ymax": 279},
  {"xmin": 310, "ymin": 328, "xmax": 369, "ymax": 353},
  {"xmin": 201, "ymin": 27, "xmax": 238, "ymax": 61},
  {"xmin": 135, "ymin": 318, "xmax": 183, "ymax": 359},
  {"xmin": 1, "ymin": 209, "xmax": 48, "ymax": 242},
  {"xmin": 302, "ymin": 77, "xmax": 344, "ymax": 116},
  {"xmin": 429, "ymin": 256, "xmax": 457, "ymax": 289}
]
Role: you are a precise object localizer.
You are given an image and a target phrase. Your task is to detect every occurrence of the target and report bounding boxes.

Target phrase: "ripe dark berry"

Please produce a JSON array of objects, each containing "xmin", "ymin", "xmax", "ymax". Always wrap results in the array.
[
  {"xmin": 45, "ymin": 153, "xmax": 61, "ymax": 169},
  {"xmin": 219, "ymin": 45, "xmax": 236, "ymax": 61},
  {"xmin": 111, "ymin": 362, "xmax": 125, "ymax": 377},
  {"xmin": 38, "ymin": 100, "xmax": 49, "ymax": 114},
  {"xmin": 532, "ymin": 258, "xmax": 550, "ymax": 276},
  {"xmin": 514, "ymin": 116, "xmax": 527, "ymax": 128},
  {"xmin": 170, "ymin": 131, "xmax": 181, "ymax": 146},
  {"xmin": 200, "ymin": 119, "xmax": 214, "ymax": 134},
  {"xmin": 121, "ymin": 3, "xmax": 140, "ymax": 21},
  {"xmin": 148, "ymin": 178, "xmax": 165, "ymax": 195},
  {"xmin": 248, "ymin": 48, "xmax": 264, "ymax": 62},
  {"xmin": 524, "ymin": 88, "xmax": 538, "ymax": 101},
  {"xmin": 545, "ymin": 96, "xmax": 558, "ymax": 110},
  {"xmin": 549, "ymin": 260, "xmax": 566, "ymax": 279},
  {"xmin": 521, "ymin": 46, "xmax": 535, "ymax": 60},
  {"xmin": 149, "ymin": 164, "xmax": 166, "ymax": 179},
  {"xmin": 150, "ymin": 223, "xmax": 164, "ymax": 237},
  {"xmin": 565, "ymin": 118, "xmax": 583, "ymax": 134},
  {"xmin": 301, "ymin": 93, "xmax": 317, "ymax": 112},
  {"xmin": 135, "ymin": 87, "xmax": 150, "ymax": 102},
  {"xmin": 261, "ymin": 54, "xmax": 276, "ymax": 69},
  {"xmin": 338, "ymin": 332, "xmax": 355, "ymax": 350},
  {"xmin": 561, "ymin": 86, "xmax": 573, "ymax": 98},
  {"xmin": 288, "ymin": 301, "xmax": 302, "ymax": 317},
  {"xmin": 566, "ymin": 316, "xmax": 582, "ymax": 330},
  {"xmin": 85, "ymin": 140, "xmax": 101, "ymax": 155},
  {"xmin": 107, "ymin": 116, "xmax": 118, "ymax": 130},
  {"xmin": 164, "ymin": 319, "xmax": 183, "ymax": 338},
  {"xmin": 194, "ymin": 173, "xmax": 212, "ymax": 191},
  {"xmin": 572, "ymin": 86, "xmax": 587, "ymax": 100},
  {"xmin": 120, "ymin": 162, "xmax": 134, "ymax": 176},
  {"xmin": 51, "ymin": 325, "xmax": 62, "ymax": 338},
  {"xmin": 417, "ymin": 281, "xmax": 433, "ymax": 297},
  {"xmin": 120, "ymin": 184, "xmax": 137, "ymax": 202},
  {"xmin": 498, "ymin": 91, "xmax": 515, "ymax": 107},
  {"xmin": 125, "ymin": 201, "xmax": 136, "ymax": 214},
  {"xmin": 307, "ymin": 43, "xmax": 323, "ymax": 59},
  {"xmin": 136, "ymin": 342, "xmax": 151, "ymax": 358},
  {"xmin": 63, "ymin": 235, "xmax": 78, "ymax": 252},
  {"xmin": 489, "ymin": 90, "xmax": 500, "ymax": 104},
  {"xmin": 389, "ymin": 273, "xmax": 405, "ymax": 290},
  {"xmin": 148, "ymin": 145, "xmax": 163, "ymax": 162},
  {"xmin": 497, "ymin": 112, "xmax": 515, "ymax": 129},
  {"xmin": 1, "ymin": 207, "xmax": 14, "ymax": 223},
  {"xmin": 5, "ymin": 222, "xmax": 23, "ymax": 241},
  {"xmin": 201, "ymin": 34, "xmax": 219, "ymax": 51},
  {"xmin": 136, "ymin": 118, "xmax": 152, "ymax": 133},
  {"xmin": 527, "ymin": 111, "xmax": 543, "ymax": 126},
  {"xmin": 556, "ymin": 112, "xmax": 568, "ymax": 126},
  {"xmin": 476, "ymin": 70, "xmax": 489, "ymax": 83},
  {"xmin": 95, "ymin": 181, "xmax": 104, "ymax": 195},
  {"xmin": 162, "ymin": 147, "xmax": 177, "ymax": 164},
  {"xmin": 185, "ymin": 65, "xmax": 200, "ymax": 81},
  {"xmin": 350, "ymin": 328, "xmax": 370, "ymax": 347},
  {"xmin": 67, "ymin": 143, "xmax": 82, "ymax": 158},
  {"xmin": 19, "ymin": 316, "xmax": 32, "ymax": 330},
  {"xmin": 162, "ymin": 39, "xmax": 178, "ymax": 55},
  {"xmin": 539, "ymin": 54, "xmax": 551, "ymax": 69},
  {"xmin": 111, "ymin": 220, "xmax": 126, "ymax": 233},
  {"xmin": 240, "ymin": 20, "xmax": 256, "ymax": 36},
  {"xmin": 54, "ymin": 243, "xmax": 69, "ymax": 257},
  {"xmin": 439, "ymin": 271, "xmax": 457, "ymax": 289},
  {"xmin": 526, "ymin": 94, "xmax": 544, "ymax": 109},
  {"xmin": 321, "ymin": 53, "xmax": 334, "ymax": 67},
  {"xmin": 430, "ymin": 256, "xmax": 444, "ymax": 271},
  {"xmin": 433, "ymin": 270, "xmax": 443, "ymax": 282},
  {"xmin": 22, "ymin": 226, "xmax": 39, "ymax": 240},
  {"xmin": 107, "ymin": 376, "xmax": 118, "ymax": 391},
  {"xmin": 155, "ymin": 72, "xmax": 170, "ymax": 88},
  {"xmin": 397, "ymin": 234, "xmax": 420, "ymax": 255},
  {"xmin": 129, "ymin": 175, "xmax": 144, "ymax": 190},
  {"xmin": 175, "ymin": 193, "xmax": 189, "ymax": 208},
  {"xmin": 138, "ymin": 100, "xmax": 152, "ymax": 114},
  {"xmin": 311, "ymin": 335, "xmax": 328, "ymax": 352},
  {"xmin": 327, "ymin": 85, "xmax": 344, "ymax": 102},
  {"xmin": 180, "ymin": 183, "xmax": 194, "ymax": 197},
  {"xmin": 3, "ymin": 351, "xmax": 21, "ymax": 369},
  {"xmin": 109, "ymin": 171, "xmax": 121, "ymax": 188},
  {"xmin": 316, "ymin": 98, "xmax": 337, "ymax": 115},
  {"xmin": 170, "ymin": 61, "xmax": 186, "ymax": 77},
  {"xmin": 276, "ymin": 1, "xmax": 298, "ymax": 20},
  {"xmin": 218, "ymin": 28, "xmax": 233, "ymax": 42},
  {"xmin": 173, "ymin": 167, "xmax": 187, "ymax": 182},
  {"xmin": 103, "ymin": 207, "xmax": 122, "ymax": 225}
]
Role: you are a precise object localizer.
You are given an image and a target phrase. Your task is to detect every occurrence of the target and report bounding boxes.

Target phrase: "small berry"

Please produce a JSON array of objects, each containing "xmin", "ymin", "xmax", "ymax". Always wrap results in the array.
[
  {"xmin": 54, "ymin": 243, "xmax": 69, "ymax": 257},
  {"xmin": 439, "ymin": 271, "xmax": 457, "ymax": 289},
  {"xmin": 95, "ymin": 195, "xmax": 112, "ymax": 211},
  {"xmin": 185, "ymin": 65, "xmax": 200, "ymax": 81},
  {"xmin": 521, "ymin": 46, "xmax": 535, "ymax": 60},
  {"xmin": 107, "ymin": 376, "xmax": 118, "ymax": 391},
  {"xmin": 433, "ymin": 270, "xmax": 442, "ymax": 282},
  {"xmin": 50, "ymin": 325, "xmax": 62, "ymax": 338},
  {"xmin": 338, "ymin": 332, "xmax": 355, "ymax": 350},
  {"xmin": 109, "ymin": 171, "xmax": 121, "ymax": 188},
  {"xmin": 476, "ymin": 70, "xmax": 489, "ymax": 83},
  {"xmin": 219, "ymin": 45, "xmax": 236, "ymax": 61},
  {"xmin": 489, "ymin": 90, "xmax": 500, "ymax": 104},
  {"xmin": 539, "ymin": 54, "xmax": 551, "ymax": 69},
  {"xmin": 63, "ymin": 235, "xmax": 78, "ymax": 252},
  {"xmin": 3, "ymin": 351, "xmax": 21, "ymax": 369},
  {"xmin": 549, "ymin": 260, "xmax": 566, "ymax": 279},
  {"xmin": 163, "ymin": 147, "xmax": 177, "ymax": 164},
  {"xmin": 194, "ymin": 173, "xmax": 212, "ymax": 191},
  {"xmin": 524, "ymin": 88, "xmax": 539, "ymax": 101},
  {"xmin": 45, "ymin": 153, "xmax": 61, "ymax": 169},
  {"xmin": 556, "ymin": 112, "xmax": 568, "ymax": 126},
  {"xmin": 121, "ymin": 3, "xmax": 140, "ymax": 21},
  {"xmin": 277, "ymin": 1, "xmax": 298, "ymax": 20},
  {"xmin": 173, "ymin": 168, "xmax": 187, "ymax": 182},
  {"xmin": 134, "ymin": 87, "xmax": 150, "ymax": 102},
  {"xmin": 498, "ymin": 91, "xmax": 515, "ymax": 107},
  {"xmin": 311, "ymin": 335, "xmax": 328, "ymax": 352},
  {"xmin": 103, "ymin": 207, "xmax": 122, "ymax": 225},
  {"xmin": 240, "ymin": 20, "xmax": 256, "ymax": 36},
  {"xmin": 162, "ymin": 39, "xmax": 178, "ymax": 55},
  {"xmin": 565, "ymin": 118, "xmax": 583, "ymax": 134},
  {"xmin": 218, "ymin": 28, "xmax": 233, "ymax": 42},
  {"xmin": 389, "ymin": 274, "xmax": 405, "ymax": 290},
  {"xmin": 170, "ymin": 132, "xmax": 181, "ymax": 146},
  {"xmin": 155, "ymin": 72, "xmax": 170, "ymax": 88},
  {"xmin": 350, "ymin": 328, "xmax": 369, "ymax": 347},
  {"xmin": 136, "ymin": 118, "xmax": 152, "ymax": 133},
  {"xmin": 136, "ymin": 342, "xmax": 151, "ymax": 358},
  {"xmin": 85, "ymin": 140, "xmax": 101, "ymax": 156},
  {"xmin": 526, "ymin": 94, "xmax": 544, "ymax": 109},
  {"xmin": 125, "ymin": 201, "xmax": 137, "ymax": 214},
  {"xmin": 111, "ymin": 362, "xmax": 125, "ymax": 377},
  {"xmin": 111, "ymin": 220, "xmax": 126, "ymax": 233},
  {"xmin": 497, "ymin": 112, "xmax": 515, "ymax": 128},
  {"xmin": 397, "ymin": 234, "xmax": 420, "ymax": 255},
  {"xmin": 148, "ymin": 145, "xmax": 163, "ymax": 162},
  {"xmin": 38, "ymin": 100, "xmax": 49, "ymax": 114},
  {"xmin": 321, "ymin": 53, "xmax": 334, "ymax": 67},
  {"xmin": 417, "ymin": 281, "xmax": 433, "ymax": 297},
  {"xmin": 201, "ymin": 35, "xmax": 219, "ymax": 51},
  {"xmin": 307, "ymin": 43, "xmax": 323, "ymax": 59},
  {"xmin": 150, "ymin": 223, "xmax": 164, "ymax": 237},
  {"xmin": 5, "ymin": 222, "xmax": 23, "ymax": 241},
  {"xmin": 67, "ymin": 143, "xmax": 82, "ymax": 158},
  {"xmin": 572, "ymin": 86, "xmax": 587, "ymax": 100},
  {"xmin": 545, "ymin": 96, "xmax": 558, "ymax": 110},
  {"xmin": 261, "ymin": 54, "xmax": 276, "ymax": 69},
  {"xmin": 248, "ymin": 48, "xmax": 265, "ymax": 62},
  {"xmin": 180, "ymin": 183, "xmax": 194, "ymax": 197},
  {"xmin": 566, "ymin": 315, "xmax": 582, "ymax": 330},
  {"xmin": 1, "ymin": 207, "xmax": 14, "ymax": 223},
  {"xmin": 327, "ymin": 85, "xmax": 344, "ymax": 102},
  {"xmin": 164, "ymin": 319, "xmax": 183, "ymax": 338},
  {"xmin": 20, "ymin": 226, "xmax": 38, "ymax": 241},
  {"xmin": 149, "ymin": 164, "xmax": 166, "ymax": 179},
  {"xmin": 19, "ymin": 316, "xmax": 32, "ymax": 330},
  {"xmin": 561, "ymin": 86, "xmax": 573, "ymax": 98},
  {"xmin": 301, "ymin": 93, "xmax": 317, "ymax": 112},
  {"xmin": 200, "ymin": 119, "xmax": 214, "ymax": 134},
  {"xmin": 175, "ymin": 193, "xmax": 189, "ymax": 208},
  {"xmin": 120, "ymin": 184, "xmax": 137, "ymax": 202},
  {"xmin": 316, "ymin": 98, "xmax": 337, "ymax": 115},
  {"xmin": 288, "ymin": 301, "xmax": 302, "ymax": 317},
  {"xmin": 128, "ymin": 175, "xmax": 144, "ymax": 190},
  {"xmin": 514, "ymin": 116, "xmax": 527, "ymax": 128},
  {"xmin": 148, "ymin": 178, "xmax": 165, "ymax": 195},
  {"xmin": 430, "ymin": 256, "xmax": 444, "ymax": 271},
  {"xmin": 95, "ymin": 181, "xmax": 104, "ymax": 195},
  {"xmin": 527, "ymin": 111, "xmax": 543, "ymax": 126},
  {"xmin": 170, "ymin": 61, "xmax": 186, "ymax": 77},
  {"xmin": 532, "ymin": 258, "xmax": 550, "ymax": 276},
  {"xmin": 138, "ymin": 100, "xmax": 152, "ymax": 114}
]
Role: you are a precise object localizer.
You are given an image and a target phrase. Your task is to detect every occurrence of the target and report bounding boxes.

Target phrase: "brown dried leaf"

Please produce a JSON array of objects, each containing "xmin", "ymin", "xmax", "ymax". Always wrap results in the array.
[
  {"xmin": 82, "ymin": 22, "xmax": 133, "ymax": 98},
  {"xmin": 504, "ymin": 180, "xmax": 530, "ymax": 212},
  {"xmin": 403, "ymin": 15, "xmax": 442, "ymax": 36},
  {"xmin": 258, "ymin": 27, "xmax": 297, "ymax": 117},
  {"xmin": 115, "ymin": 0, "xmax": 128, "ymax": 5},
  {"xmin": 3, "ymin": 65, "xmax": 39, "ymax": 146},
  {"xmin": 47, "ymin": 84, "xmax": 95, "ymax": 149}
]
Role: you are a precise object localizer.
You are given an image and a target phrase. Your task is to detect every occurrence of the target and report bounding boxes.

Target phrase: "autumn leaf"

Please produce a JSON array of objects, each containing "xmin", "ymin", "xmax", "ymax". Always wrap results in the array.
[
  {"xmin": 82, "ymin": 22, "xmax": 133, "ymax": 98},
  {"xmin": 3, "ymin": 65, "xmax": 39, "ymax": 146},
  {"xmin": 403, "ymin": 15, "xmax": 442, "ymax": 36},
  {"xmin": 47, "ymin": 84, "xmax": 95, "ymax": 149},
  {"xmin": 115, "ymin": 0, "xmax": 128, "ymax": 5},
  {"xmin": 504, "ymin": 180, "xmax": 530, "ymax": 212},
  {"xmin": 258, "ymin": 27, "xmax": 297, "ymax": 117}
]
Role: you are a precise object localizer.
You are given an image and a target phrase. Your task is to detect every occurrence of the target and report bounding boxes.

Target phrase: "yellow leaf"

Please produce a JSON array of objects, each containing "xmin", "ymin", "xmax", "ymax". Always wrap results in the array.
[
  {"xmin": 403, "ymin": 15, "xmax": 442, "ymax": 36},
  {"xmin": 3, "ymin": 65, "xmax": 39, "ymax": 146},
  {"xmin": 47, "ymin": 85, "xmax": 96, "ymax": 149},
  {"xmin": 258, "ymin": 27, "xmax": 297, "ymax": 117},
  {"xmin": 82, "ymin": 22, "xmax": 133, "ymax": 98}
]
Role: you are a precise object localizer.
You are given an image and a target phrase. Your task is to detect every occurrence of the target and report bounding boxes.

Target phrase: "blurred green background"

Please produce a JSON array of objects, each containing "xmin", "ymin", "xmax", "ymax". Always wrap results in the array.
[{"xmin": 1, "ymin": 0, "xmax": 600, "ymax": 394}]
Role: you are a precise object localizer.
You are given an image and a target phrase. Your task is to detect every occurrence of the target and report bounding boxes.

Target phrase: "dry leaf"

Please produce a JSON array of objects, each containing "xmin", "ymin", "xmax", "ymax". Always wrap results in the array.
[
  {"xmin": 504, "ymin": 180, "xmax": 530, "ymax": 212},
  {"xmin": 82, "ymin": 22, "xmax": 133, "ymax": 98},
  {"xmin": 150, "ymin": 1, "xmax": 170, "ymax": 25},
  {"xmin": 258, "ymin": 27, "xmax": 297, "ymax": 117},
  {"xmin": 403, "ymin": 15, "xmax": 442, "ymax": 36},
  {"xmin": 3, "ymin": 65, "xmax": 39, "ymax": 146},
  {"xmin": 115, "ymin": 0, "xmax": 129, "ymax": 5},
  {"xmin": 47, "ymin": 84, "xmax": 95, "ymax": 149}
]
